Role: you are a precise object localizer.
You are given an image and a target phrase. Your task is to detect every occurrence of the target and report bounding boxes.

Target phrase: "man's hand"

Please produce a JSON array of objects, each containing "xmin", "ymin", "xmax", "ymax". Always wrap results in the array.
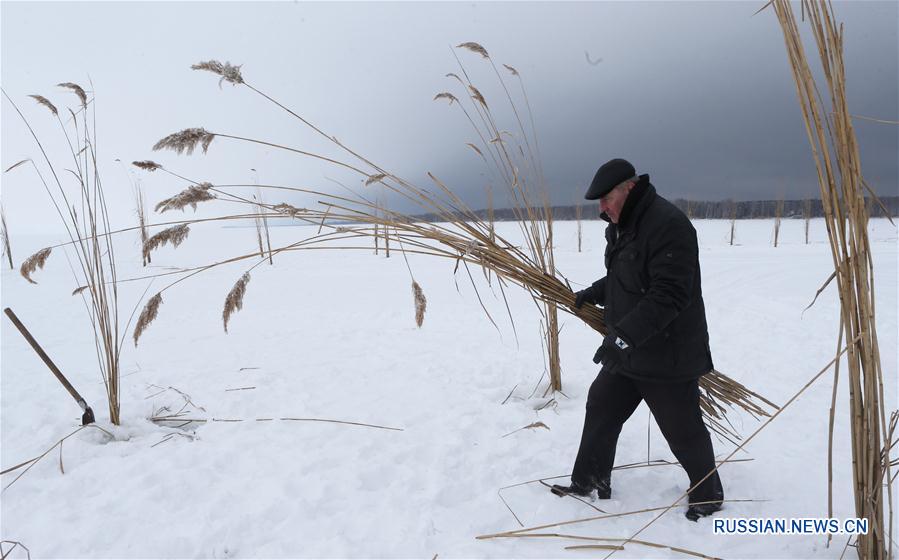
[
  {"xmin": 574, "ymin": 286, "xmax": 597, "ymax": 309},
  {"xmin": 592, "ymin": 333, "xmax": 632, "ymax": 368}
]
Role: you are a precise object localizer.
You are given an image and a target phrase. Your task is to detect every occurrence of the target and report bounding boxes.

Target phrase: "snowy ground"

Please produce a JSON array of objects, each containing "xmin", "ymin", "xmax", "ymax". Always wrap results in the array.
[{"xmin": 1, "ymin": 217, "xmax": 896, "ymax": 559}]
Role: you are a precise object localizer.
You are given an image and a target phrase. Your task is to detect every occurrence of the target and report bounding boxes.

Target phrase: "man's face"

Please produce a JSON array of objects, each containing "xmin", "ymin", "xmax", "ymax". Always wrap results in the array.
[{"xmin": 599, "ymin": 181, "xmax": 635, "ymax": 224}]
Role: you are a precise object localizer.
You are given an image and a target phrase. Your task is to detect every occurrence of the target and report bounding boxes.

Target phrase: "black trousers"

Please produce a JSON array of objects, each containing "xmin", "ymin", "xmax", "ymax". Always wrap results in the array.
[{"xmin": 571, "ymin": 369, "xmax": 724, "ymax": 504}]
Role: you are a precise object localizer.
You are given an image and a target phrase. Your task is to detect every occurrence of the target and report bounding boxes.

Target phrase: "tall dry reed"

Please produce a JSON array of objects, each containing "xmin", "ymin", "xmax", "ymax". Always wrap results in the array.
[
  {"xmin": 4, "ymin": 84, "xmax": 125, "ymax": 424},
  {"xmin": 1, "ymin": 202, "xmax": 12, "ymax": 270},
  {"xmin": 771, "ymin": 1, "xmax": 891, "ymax": 557},
  {"xmin": 773, "ymin": 196, "xmax": 785, "ymax": 247}
]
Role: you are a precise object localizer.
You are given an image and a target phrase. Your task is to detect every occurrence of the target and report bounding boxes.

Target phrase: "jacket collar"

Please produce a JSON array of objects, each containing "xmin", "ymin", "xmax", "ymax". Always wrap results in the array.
[{"xmin": 617, "ymin": 174, "xmax": 654, "ymax": 231}]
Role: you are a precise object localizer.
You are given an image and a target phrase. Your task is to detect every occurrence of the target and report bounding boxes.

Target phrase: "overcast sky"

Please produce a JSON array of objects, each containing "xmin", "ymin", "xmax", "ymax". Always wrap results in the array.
[{"xmin": 2, "ymin": 1, "xmax": 897, "ymax": 234}]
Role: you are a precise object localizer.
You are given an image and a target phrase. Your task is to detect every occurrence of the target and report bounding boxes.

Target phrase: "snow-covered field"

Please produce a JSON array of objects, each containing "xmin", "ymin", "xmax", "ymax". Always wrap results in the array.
[{"xmin": 1, "ymin": 217, "xmax": 896, "ymax": 559}]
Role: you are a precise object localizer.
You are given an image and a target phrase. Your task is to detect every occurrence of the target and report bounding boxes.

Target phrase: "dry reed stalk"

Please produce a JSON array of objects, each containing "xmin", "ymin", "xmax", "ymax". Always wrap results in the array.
[
  {"xmin": 497, "ymin": 533, "xmax": 718, "ymax": 560},
  {"xmin": 4, "ymin": 159, "xmax": 30, "ymax": 173},
  {"xmin": 19, "ymin": 247, "xmax": 51, "ymax": 284},
  {"xmin": 373, "ymin": 221, "xmax": 379, "ymax": 255},
  {"xmin": 1, "ymin": 203, "xmax": 12, "ymax": 270},
  {"xmin": 804, "ymin": 198, "xmax": 812, "ymax": 244},
  {"xmin": 143, "ymin": 223, "xmax": 190, "ymax": 261},
  {"xmin": 253, "ymin": 204, "xmax": 265, "ymax": 257},
  {"xmin": 575, "ymin": 202, "xmax": 583, "ymax": 252},
  {"xmin": 771, "ymin": 2, "xmax": 890, "ymax": 557},
  {"xmin": 1, "ymin": 423, "xmax": 113, "ymax": 492},
  {"xmin": 5, "ymin": 89, "xmax": 124, "ymax": 423},
  {"xmin": 412, "ymin": 280, "xmax": 427, "ymax": 327},
  {"xmin": 150, "ymin": 414, "xmax": 403, "ymax": 431},
  {"xmin": 135, "ymin": 180, "xmax": 150, "ymax": 266},
  {"xmin": 485, "ymin": 184, "xmax": 496, "ymax": 244},
  {"xmin": 223, "ymin": 272, "xmax": 250, "ymax": 332},
  {"xmin": 257, "ymin": 187, "xmax": 273, "ymax": 265},
  {"xmin": 0, "ymin": 540, "xmax": 31, "ymax": 560},
  {"xmin": 728, "ymin": 201, "xmax": 737, "ymax": 246},
  {"xmin": 773, "ymin": 196, "xmax": 785, "ymax": 247},
  {"xmin": 500, "ymin": 421, "xmax": 549, "ymax": 438}
]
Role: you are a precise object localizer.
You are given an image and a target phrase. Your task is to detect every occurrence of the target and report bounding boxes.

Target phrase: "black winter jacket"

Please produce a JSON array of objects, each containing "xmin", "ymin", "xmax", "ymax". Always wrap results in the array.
[{"xmin": 590, "ymin": 175, "xmax": 713, "ymax": 382}]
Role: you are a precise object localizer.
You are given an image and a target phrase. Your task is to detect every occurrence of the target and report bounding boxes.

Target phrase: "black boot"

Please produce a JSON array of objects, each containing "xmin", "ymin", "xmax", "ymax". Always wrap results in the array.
[
  {"xmin": 685, "ymin": 488, "xmax": 724, "ymax": 521},
  {"xmin": 685, "ymin": 475, "xmax": 724, "ymax": 521},
  {"xmin": 595, "ymin": 477, "xmax": 612, "ymax": 499},
  {"xmin": 685, "ymin": 501, "xmax": 722, "ymax": 521},
  {"xmin": 550, "ymin": 480, "xmax": 593, "ymax": 498},
  {"xmin": 550, "ymin": 476, "xmax": 612, "ymax": 499}
]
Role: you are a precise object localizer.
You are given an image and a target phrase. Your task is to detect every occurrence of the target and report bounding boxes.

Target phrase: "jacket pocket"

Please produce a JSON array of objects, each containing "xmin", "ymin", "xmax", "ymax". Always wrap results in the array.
[{"xmin": 614, "ymin": 248, "xmax": 646, "ymax": 295}]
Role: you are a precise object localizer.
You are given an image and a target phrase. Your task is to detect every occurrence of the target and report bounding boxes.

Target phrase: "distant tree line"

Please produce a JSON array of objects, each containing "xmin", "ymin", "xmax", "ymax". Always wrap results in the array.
[{"xmin": 412, "ymin": 196, "xmax": 898, "ymax": 222}]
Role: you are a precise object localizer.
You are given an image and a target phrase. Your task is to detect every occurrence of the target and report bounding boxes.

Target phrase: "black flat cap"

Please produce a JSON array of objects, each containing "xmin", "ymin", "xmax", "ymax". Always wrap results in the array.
[{"xmin": 585, "ymin": 158, "xmax": 636, "ymax": 200}]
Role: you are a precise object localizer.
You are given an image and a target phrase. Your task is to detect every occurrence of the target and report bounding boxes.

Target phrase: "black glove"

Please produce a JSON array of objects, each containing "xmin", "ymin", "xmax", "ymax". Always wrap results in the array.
[
  {"xmin": 574, "ymin": 286, "xmax": 597, "ymax": 309},
  {"xmin": 592, "ymin": 333, "xmax": 632, "ymax": 368}
]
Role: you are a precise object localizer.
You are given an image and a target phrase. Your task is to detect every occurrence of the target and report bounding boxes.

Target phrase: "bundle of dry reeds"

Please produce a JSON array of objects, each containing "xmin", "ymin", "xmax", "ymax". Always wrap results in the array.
[
  {"xmin": 771, "ymin": 1, "xmax": 892, "ymax": 557},
  {"xmin": 126, "ymin": 54, "xmax": 777, "ymax": 439}
]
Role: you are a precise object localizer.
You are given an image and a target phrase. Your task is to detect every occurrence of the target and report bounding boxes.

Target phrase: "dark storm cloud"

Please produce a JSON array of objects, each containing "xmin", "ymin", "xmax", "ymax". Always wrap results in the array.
[{"xmin": 2, "ymin": 1, "xmax": 896, "ymax": 233}]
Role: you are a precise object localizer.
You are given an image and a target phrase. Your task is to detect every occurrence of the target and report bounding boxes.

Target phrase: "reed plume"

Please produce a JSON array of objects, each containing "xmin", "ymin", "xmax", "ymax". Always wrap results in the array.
[
  {"xmin": 457, "ymin": 42, "xmax": 490, "ymax": 58},
  {"xmin": 135, "ymin": 179, "xmax": 151, "ymax": 266},
  {"xmin": 56, "ymin": 82, "xmax": 87, "ymax": 107},
  {"xmin": 191, "ymin": 60, "xmax": 245, "ymax": 87},
  {"xmin": 143, "ymin": 224, "xmax": 190, "ymax": 260},
  {"xmin": 434, "ymin": 92, "xmax": 458, "ymax": 105},
  {"xmin": 132, "ymin": 160, "xmax": 162, "ymax": 172},
  {"xmin": 28, "ymin": 95, "xmax": 58, "ymax": 116},
  {"xmin": 412, "ymin": 281, "xmax": 427, "ymax": 328},
  {"xmin": 153, "ymin": 128, "xmax": 215, "ymax": 155},
  {"xmin": 154, "ymin": 183, "xmax": 216, "ymax": 213},
  {"xmin": 223, "ymin": 272, "xmax": 250, "ymax": 332},
  {"xmin": 133, "ymin": 293, "xmax": 162, "ymax": 346},
  {"xmin": 469, "ymin": 85, "xmax": 488, "ymax": 108},
  {"xmin": 20, "ymin": 247, "xmax": 51, "ymax": 284}
]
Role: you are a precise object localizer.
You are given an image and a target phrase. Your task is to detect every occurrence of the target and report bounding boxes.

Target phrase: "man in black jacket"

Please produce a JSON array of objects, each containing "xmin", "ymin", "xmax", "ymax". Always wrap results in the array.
[{"xmin": 551, "ymin": 158, "xmax": 724, "ymax": 521}]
